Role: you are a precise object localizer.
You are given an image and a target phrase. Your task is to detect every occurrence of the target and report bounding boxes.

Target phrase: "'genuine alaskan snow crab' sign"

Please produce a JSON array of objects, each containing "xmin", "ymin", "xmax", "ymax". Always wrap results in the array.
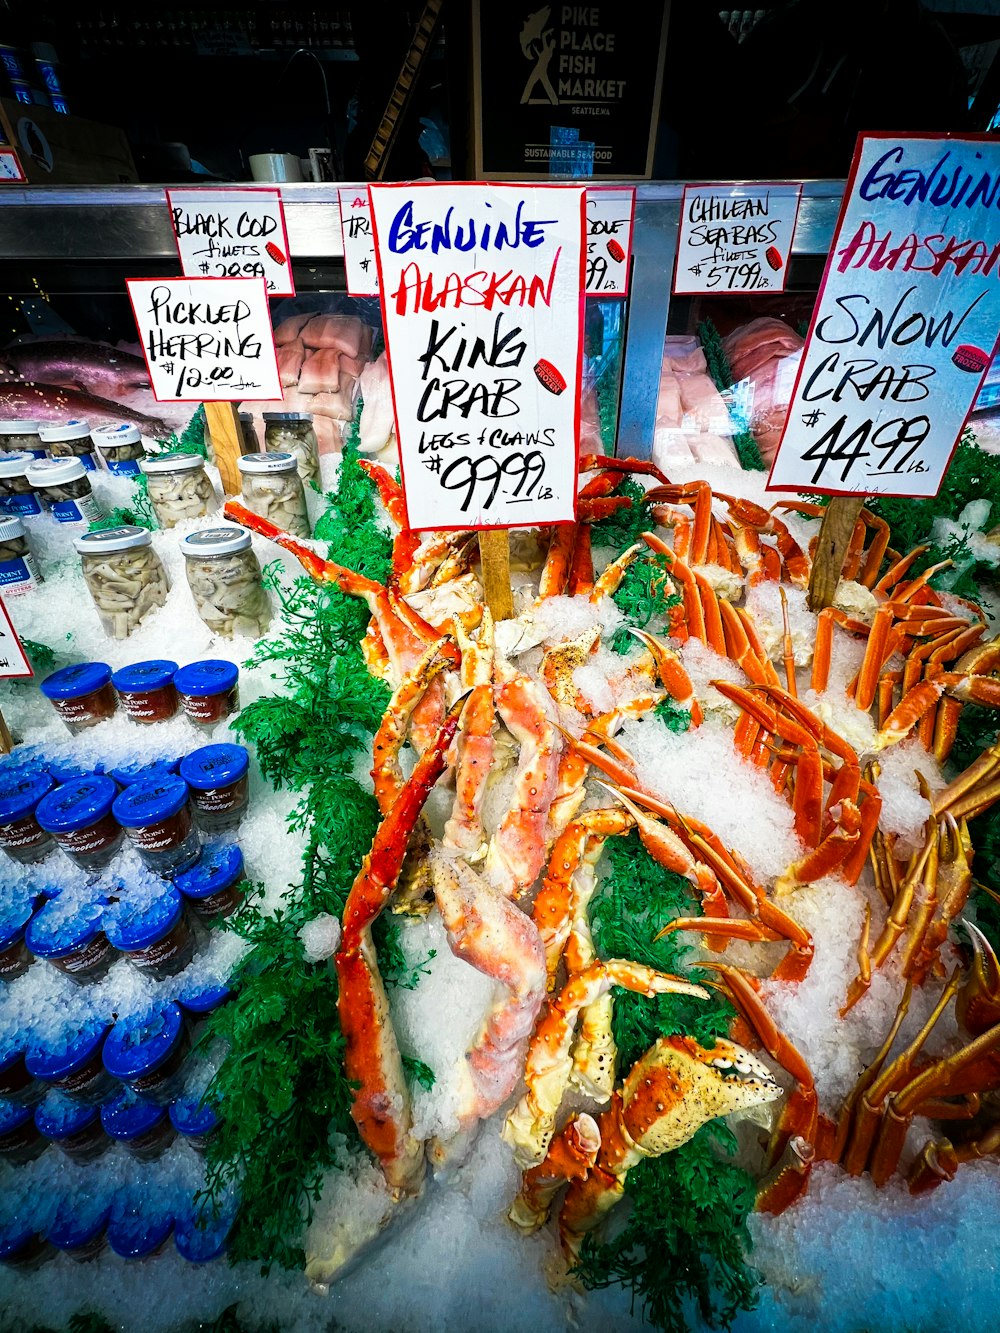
[
  {"xmin": 368, "ymin": 182, "xmax": 586, "ymax": 531},
  {"xmin": 768, "ymin": 133, "xmax": 1000, "ymax": 499}
]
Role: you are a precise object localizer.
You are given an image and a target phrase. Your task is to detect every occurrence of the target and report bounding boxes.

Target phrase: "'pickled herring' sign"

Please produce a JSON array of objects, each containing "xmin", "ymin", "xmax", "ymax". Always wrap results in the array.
[
  {"xmin": 768, "ymin": 134, "xmax": 1000, "ymax": 498},
  {"xmin": 127, "ymin": 277, "xmax": 282, "ymax": 403},
  {"xmin": 369, "ymin": 183, "xmax": 585, "ymax": 531}
]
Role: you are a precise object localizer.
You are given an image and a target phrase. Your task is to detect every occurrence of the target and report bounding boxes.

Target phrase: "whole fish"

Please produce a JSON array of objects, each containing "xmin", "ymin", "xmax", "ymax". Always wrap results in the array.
[
  {"xmin": 0, "ymin": 379, "xmax": 174, "ymax": 438},
  {"xmin": 3, "ymin": 339, "xmax": 151, "ymax": 398}
]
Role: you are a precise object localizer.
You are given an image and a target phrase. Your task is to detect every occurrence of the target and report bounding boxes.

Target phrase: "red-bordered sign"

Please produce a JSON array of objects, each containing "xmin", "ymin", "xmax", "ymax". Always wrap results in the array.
[
  {"xmin": 585, "ymin": 186, "xmax": 636, "ymax": 297},
  {"xmin": 674, "ymin": 181, "xmax": 802, "ymax": 296},
  {"xmin": 0, "ymin": 595, "xmax": 32, "ymax": 678},
  {"xmin": 0, "ymin": 148, "xmax": 26, "ymax": 183},
  {"xmin": 165, "ymin": 187, "xmax": 295, "ymax": 297},
  {"xmin": 338, "ymin": 187, "xmax": 378, "ymax": 296}
]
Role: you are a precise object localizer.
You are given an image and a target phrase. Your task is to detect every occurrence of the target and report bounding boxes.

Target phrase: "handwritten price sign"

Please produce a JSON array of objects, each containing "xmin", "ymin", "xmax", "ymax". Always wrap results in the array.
[
  {"xmin": 768, "ymin": 134, "xmax": 1000, "ymax": 498},
  {"xmin": 369, "ymin": 182, "xmax": 585, "ymax": 531},
  {"xmin": 166, "ymin": 188, "xmax": 295, "ymax": 297},
  {"xmin": 339, "ymin": 188, "xmax": 378, "ymax": 296},
  {"xmin": 675, "ymin": 183, "xmax": 801, "ymax": 296},
  {"xmin": 585, "ymin": 187, "xmax": 635, "ymax": 296},
  {"xmin": 0, "ymin": 595, "xmax": 32, "ymax": 678},
  {"xmin": 126, "ymin": 277, "xmax": 282, "ymax": 403}
]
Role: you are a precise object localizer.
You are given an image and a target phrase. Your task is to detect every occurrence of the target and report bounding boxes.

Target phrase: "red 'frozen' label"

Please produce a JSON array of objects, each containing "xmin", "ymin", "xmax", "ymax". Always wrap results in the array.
[
  {"xmin": 952, "ymin": 344, "xmax": 989, "ymax": 373},
  {"xmin": 765, "ymin": 246, "xmax": 783, "ymax": 271},
  {"xmin": 607, "ymin": 239, "xmax": 625, "ymax": 263},
  {"xmin": 265, "ymin": 241, "xmax": 287, "ymax": 265},
  {"xmin": 533, "ymin": 359, "xmax": 566, "ymax": 395}
]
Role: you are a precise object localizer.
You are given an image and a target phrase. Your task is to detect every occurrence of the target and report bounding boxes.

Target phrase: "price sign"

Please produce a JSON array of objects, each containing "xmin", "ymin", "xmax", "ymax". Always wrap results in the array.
[
  {"xmin": 768, "ymin": 134, "xmax": 1000, "ymax": 498},
  {"xmin": 674, "ymin": 183, "xmax": 801, "ymax": 295},
  {"xmin": 585, "ymin": 187, "xmax": 635, "ymax": 296},
  {"xmin": 369, "ymin": 182, "xmax": 585, "ymax": 531},
  {"xmin": 0, "ymin": 148, "xmax": 26, "ymax": 183},
  {"xmin": 0, "ymin": 595, "xmax": 31, "ymax": 678},
  {"xmin": 126, "ymin": 277, "xmax": 282, "ymax": 403},
  {"xmin": 166, "ymin": 188, "xmax": 294, "ymax": 297},
  {"xmin": 339, "ymin": 188, "xmax": 378, "ymax": 296}
]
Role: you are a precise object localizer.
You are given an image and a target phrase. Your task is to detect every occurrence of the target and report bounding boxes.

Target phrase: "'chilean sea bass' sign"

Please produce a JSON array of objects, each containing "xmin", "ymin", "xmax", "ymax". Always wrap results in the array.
[
  {"xmin": 368, "ymin": 183, "xmax": 585, "ymax": 532},
  {"xmin": 674, "ymin": 184, "xmax": 801, "ymax": 296},
  {"xmin": 768, "ymin": 134, "xmax": 1000, "ymax": 498}
]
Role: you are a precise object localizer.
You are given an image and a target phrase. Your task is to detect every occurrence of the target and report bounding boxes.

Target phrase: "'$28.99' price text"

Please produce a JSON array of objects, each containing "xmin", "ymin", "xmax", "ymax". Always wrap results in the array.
[{"xmin": 432, "ymin": 450, "xmax": 553, "ymax": 513}]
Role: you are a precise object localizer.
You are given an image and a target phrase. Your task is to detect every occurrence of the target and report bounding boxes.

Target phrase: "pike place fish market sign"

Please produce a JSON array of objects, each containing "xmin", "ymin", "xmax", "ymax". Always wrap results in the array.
[
  {"xmin": 368, "ymin": 183, "xmax": 585, "ymax": 532},
  {"xmin": 768, "ymin": 134, "xmax": 1000, "ymax": 499},
  {"xmin": 472, "ymin": 4, "xmax": 668, "ymax": 180}
]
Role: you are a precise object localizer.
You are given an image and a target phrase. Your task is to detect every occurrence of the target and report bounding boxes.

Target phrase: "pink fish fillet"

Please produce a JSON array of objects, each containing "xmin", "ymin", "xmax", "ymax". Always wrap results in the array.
[
  {"xmin": 578, "ymin": 383, "xmax": 604, "ymax": 456},
  {"xmin": 677, "ymin": 372, "xmax": 730, "ymax": 434},
  {"xmin": 663, "ymin": 336, "xmax": 707, "ymax": 375},
  {"xmin": 655, "ymin": 369, "xmax": 683, "ymax": 430},
  {"xmin": 273, "ymin": 313, "xmax": 313, "ymax": 345},
  {"xmin": 300, "ymin": 314, "xmax": 364, "ymax": 357},
  {"xmin": 277, "ymin": 339, "xmax": 305, "ymax": 388},
  {"xmin": 722, "ymin": 317, "xmax": 803, "ymax": 382},
  {"xmin": 338, "ymin": 352, "xmax": 368, "ymax": 380},
  {"xmin": 308, "ymin": 389, "xmax": 353, "ymax": 422},
  {"xmin": 358, "ymin": 353, "xmax": 397, "ymax": 454},
  {"xmin": 299, "ymin": 348, "xmax": 343, "ymax": 395}
]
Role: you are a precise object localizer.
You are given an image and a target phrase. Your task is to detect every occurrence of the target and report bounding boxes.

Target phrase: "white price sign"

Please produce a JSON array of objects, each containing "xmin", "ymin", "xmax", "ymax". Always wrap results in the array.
[
  {"xmin": 127, "ymin": 277, "xmax": 283, "ymax": 403},
  {"xmin": 674, "ymin": 183, "xmax": 801, "ymax": 295},
  {"xmin": 166, "ymin": 188, "xmax": 295, "ymax": 297},
  {"xmin": 0, "ymin": 595, "xmax": 32, "ymax": 678},
  {"xmin": 768, "ymin": 134, "xmax": 1000, "ymax": 498},
  {"xmin": 0, "ymin": 149, "xmax": 26, "ymax": 183},
  {"xmin": 339, "ymin": 188, "xmax": 378, "ymax": 296},
  {"xmin": 369, "ymin": 182, "xmax": 586, "ymax": 532},
  {"xmin": 585, "ymin": 187, "xmax": 635, "ymax": 296}
]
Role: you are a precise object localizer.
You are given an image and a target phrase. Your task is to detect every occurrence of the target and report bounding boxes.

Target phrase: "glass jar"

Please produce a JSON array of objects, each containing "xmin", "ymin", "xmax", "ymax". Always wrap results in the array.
[
  {"xmin": 140, "ymin": 451, "xmax": 218, "ymax": 529},
  {"xmin": 75, "ymin": 526, "xmax": 170, "ymax": 640},
  {"xmin": 238, "ymin": 450, "xmax": 310, "ymax": 537},
  {"xmin": 112, "ymin": 775, "xmax": 200, "ymax": 877},
  {"xmin": 101, "ymin": 1090, "xmax": 175, "ymax": 1161},
  {"xmin": 91, "ymin": 422, "xmax": 145, "ymax": 476},
  {"xmin": 0, "ymin": 1037, "xmax": 42, "ymax": 1104},
  {"xmin": 40, "ymin": 662, "xmax": 118, "ymax": 732},
  {"xmin": 0, "ymin": 515, "xmax": 41, "ymax": 596},
  {"xmin": 178, "ymin": 744, "xmax": 249, "ymax": 834},
  {"xmin": 173, "ymin": 1192, "xmax": 236, "ymax": 1263},
  {"xmin": 35, "ymin": 775, "xmax": 123, "ymax": 873},
  {"xmin": 263, "ymin": 411, "xmax": 319, "ymax": 485},
  {"xmin": 169, "ymin": 1095, "xmax": 221, "ymax": 1155},
  {"xmin": 0, "ymin": 1097, "xmax": 46, "ymax": 1163},
  {"xmin": 0, "ymin": 1222, "xmax": 54, "ymax": 1271},
  {"xmin": 104, "ymin": 884, "xmax": 196, "ymax": 980},
  {"xmin": 25, "ymin": 1021, "xmax": 117, "ymax": 1104},
  {"xmin": 174, "ymin": 659, "xmax": 240, "ymax": 726},
  {"xmin": 0, "ymin": 888, "xmax": 37, "ymax": 980},
  {"xmin": 176, "ymin": 980, "xmax": 231, "ymax": 1019},
  {"xmin": 46, "ymin": 1197, "xmax": 111, "ymax": 1263},
  {"xmin": 38, "ymin": 419, "xmax": 97, "ymax": 471},
  {"xmin": 0, "ymin": 451, "xmax": 42, "ymax": 516},
  {"xmin": 180, "ymin": 527, "xmax": 271, "ymax": 638},
  {"xmin": 0, "ymin": 768, "xmax": 56, "ymax": 863},
  {"xmin": 34, "ymin": 1090, "xmax": 108, "ymax": 1162},
  {"xmin": 108, "ymin": 756, "xmax": 180, "ymax": 788},
  {"xmin": 238, "ymin": 410, "xmax": 258, "ymax": 453},
  {"xmin": 101, "ymin": 1003, "xmax": 190, "ymax": 1106},
  {"xmin": 176, "ymin": 843, "xmax": 245, "ymax": 921},
  {"xmin": 106, "ymin": 1195, "xmax": 173, "ymax": 1261},
  {"xmin": 25, "ymin": 894, "xmax": 116, "ymax": 985},
  {"xmin": 0, "ymin": 420, "xmax": 46, "ymax": 460},
  {"xmin": 25, "ymin": 457, "xmax": 104, "ymax": 526},
  {"xmin": 111, "ymin": 659, "xmax": 178, "ymax": 723}
]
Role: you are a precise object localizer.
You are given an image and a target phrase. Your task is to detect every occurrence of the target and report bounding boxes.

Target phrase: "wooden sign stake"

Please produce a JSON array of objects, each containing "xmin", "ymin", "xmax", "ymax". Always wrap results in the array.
[
  {"xmin": 807, "ymin": 496, "xmax": 866, "ymax": 612},
  {"xmin": 478, "ymin": 530, "xmax": 514, "ymax": 622},
  {"xmin": 203, "ymin": 401, "xmax": 248, "ymax": 498},
  {"xmin": 0, "ymin": 706, "xmax": 11, "ymax": 754}
]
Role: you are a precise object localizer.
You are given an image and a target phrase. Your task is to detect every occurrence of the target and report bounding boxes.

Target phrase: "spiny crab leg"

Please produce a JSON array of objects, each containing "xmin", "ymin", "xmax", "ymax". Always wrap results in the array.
[
  {"xmin": 629, "ymin": 628, "xmax": 703, "ymax": 725},
  {"xmin": 371, "ymin": 637, "xmax": 453, "ymax": 813},
  {"xmin": 442, "ymin": 609, "xmax": 496, "ymax": 862}
]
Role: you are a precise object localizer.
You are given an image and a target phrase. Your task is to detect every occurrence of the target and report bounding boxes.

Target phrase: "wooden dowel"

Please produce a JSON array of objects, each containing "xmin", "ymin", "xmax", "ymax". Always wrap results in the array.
[
  {"xmin": 203, "ymin": 401, "xmax": 248, "ymax": 498},
  {"xmin": 478, "ymin": 530, "xmax": 514, "ymax": 621},
  {"xmin": 807, "ymin": 496, "xmax": 866, "ymax": 612}
]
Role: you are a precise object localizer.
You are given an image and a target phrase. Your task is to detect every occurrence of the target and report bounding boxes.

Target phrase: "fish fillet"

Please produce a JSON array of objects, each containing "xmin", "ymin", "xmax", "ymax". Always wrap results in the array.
[
  {"xmin": 358, "ymin": 353, "xmax": 396, "ymax": 455},
  {"xmin": 273, "ymin": 313, "xmax": 313, "ymax": 345},
  {"xmin": 277, "ymin": 339, "xmax": 305, "ymax": 388},
  {"xmin": 301, "ymin": 314, "xmax": 364, "ymax": 357},
  {"xmin": 299, "ymin": 348, "xmax": 343, "ymax": 395}
]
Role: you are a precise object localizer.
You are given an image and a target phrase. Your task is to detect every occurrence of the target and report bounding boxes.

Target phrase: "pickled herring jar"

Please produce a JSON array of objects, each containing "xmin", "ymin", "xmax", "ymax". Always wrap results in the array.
[
  {"xmin": 263, "ymin": 410, "xmax": 319, "ymax": 485},
  {"xmin": 26, "ymin": 457, "xmax": 104, "ymax": 526},
  {"xmin": 174, "ymin": 659, "xmax": 240, "ymax": 726},
  {"xmin": 238, "ymin": 450, "xmax": 310, "ymax": 537},
  {"xmin": 181, "ymin": 526, "xmax": 271, "ymax": 638},
  {"xmin": 92, "ymin": 423, "xmax": 145, "ymax": 476},
  {"xmin": 113, "ymin": 775, "xmax": 200, "ymax": 877},
  {"xmin": 104, "ymin": 883, "xmax": 196, "ymax": 980},
  {"xmin": 0, "ymin": 768, "xmax": 56, "ymax": 863},
  {"xmin": 25, "ymin": 894, "xmax": 116, "ymax": 985},
  {"xmin": 35, "ymin": 776, "xmax": 123, "ymax": 872},
  {"xmin": 140, "ymin": 451, "xmax": 218, "ymax": 529},
  {"xmin": 76, "ymin": 526, "xmax": 169, "ymax": 640},
  {"xmin": 179, "ymin": 744, "xmax": 250, "ymax": 834},
  {"xmin": 0, "ymin": 516, "xmax": 41, "ymax": 596},
  {"xmin": 0, "ymin": 420, "xmax": 46, "ymax": 460},
  {"xmin": 40, "ymin": 662, "xmax": 118, "ymax": 732},
  {"xmin": 111, "ymin": 659, "xmax": 178, "ymax": 724},
  {"xmin": 102, "ymin": 1003, "xmax": 190, "ymax": 1105},
  {"xmin": 38, "ymin": 419, "xmax": 97, "ymax": 470},
  {"xmin": 0, "ymin": 451, "xmax": 42, "ymax": 516}
]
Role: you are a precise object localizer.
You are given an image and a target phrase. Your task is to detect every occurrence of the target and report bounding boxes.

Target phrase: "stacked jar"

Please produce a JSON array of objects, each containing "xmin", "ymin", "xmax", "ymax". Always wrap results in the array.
[
  {"xmin": 237, "ymin": 451, "xmax": 310, "ymax": 537},
  {"xmin": 113, "ymin": 775, "xmax": 200, "ymax": 877},
  {"xmin": 0, "ymin": 768, "xmax": 55, "ymax": 864},
  {"xmin": 34, "ymin": 776, "xmax": 123, "ymax": 873},
  {"xmin": 180, "ymin": 527, "xmax": 271, "ymax": 638},
  {"xmin": 173, "ymin": 659, "xmax": 240, "ymax": 726},
  {"xmin": 111, "ymin": 660, "xmax": 178, "ymax": 723},
  {"xmin": 0, "ymin": 516, "xmax": 41, "ymax": 596},
  {"xmin": 140, "ymin": 452, "xmax": 218, "ymax": 528},
  {"xmin": 91, "ymin": 423, "xmax": 145, "ymax": 476},
  {"xmin": 0, "ymin": 420, "xmax": 46, "ymax": 460},
  {"xmin": 40, "ymin": 663, "xmax": 118, "ymax": 731},
  {"xmin": 76, "ymin": 527, "xmax": 169, "ymax": 639},
  {"xmin": 263, "ymin": 411, "xmax": 319, "ymax": 485},
  {"xmin": 38, "ymin": 420, "xmax": 97, "ymax": 471},
  {"xmin": 25, "ymin": 894, "xmax": 116, "ymax": 984},
  {"xmin": 25, "ymin": 458, "xmax": 103, "ymax": 526},
  {"xmin": 0, "ymin": 452, "xmax": 42, "ymax": 517}
]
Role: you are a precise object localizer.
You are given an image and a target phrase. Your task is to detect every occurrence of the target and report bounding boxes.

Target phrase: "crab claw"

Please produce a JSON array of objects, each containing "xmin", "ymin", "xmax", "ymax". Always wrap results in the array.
[{"xmin": 956, "ymin": 919, "xmax": 1000, "ymax": 1036}]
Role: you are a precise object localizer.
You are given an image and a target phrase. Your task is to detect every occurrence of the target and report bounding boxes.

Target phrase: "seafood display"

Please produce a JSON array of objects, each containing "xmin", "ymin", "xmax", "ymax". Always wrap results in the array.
[
  {"xmin": 653, "ymin": 336, "xmax": 742, "ymax": 470},
  {"xmin": 76, "ymin": 526, "xmax": 170, "ymax": 639}
]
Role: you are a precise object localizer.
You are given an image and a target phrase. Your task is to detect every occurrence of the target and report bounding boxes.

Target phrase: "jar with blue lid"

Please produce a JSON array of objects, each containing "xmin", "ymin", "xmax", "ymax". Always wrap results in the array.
[
  {"xmin": 0, "ymin": 450, "xmax": 42, "ymax": 516},
  {"xmin": 0, "ymin": 1096, "xmax": 46, "ymax": 1162},
  {"xmin": 0, "ymin": 767, "xmax": 55, "ymax": 863},
  {"xmin": 34, "ymin": 1089, "xmax": 107, "ymax": 1162},
  {"xmin": 0, "ymin": 421, "xmax": 46, "ymax": 460},
  {"xmin": 38, "ymin": 419, "xmax": 97, "ymax": 470},
  {"xmin": 176, "ymin": 843, "xmax": 245, "ymax": 921},
  {"xmin": 169, "ymin": 1093, "xmax": 220, "ymax": 1153},
  {"xmin": 0, "ymin": 1217, "xmax": 53, "ymax": 1270},
  {"xmin": 102, "ymin": 1003, "xmax": 190, "ymax": 1105},
  {"xmin": 40, "ymin": 662, "xmax": 118, "ymax": 732},
  {"xmin": 104, "ymin": 882, "xmax": 195, "ymax": 979},
  {"xmin": 92, "ymin": 422, "xmax": 145, "ymax": 476},
  {"xmin": 179, "ymin": 744, "xmax": 250, "ymax": 834},
  {"xmin": 111, "ymin": 659, "xmax": 178, "ymax": 723},
  {"xmin": 107, "ymin": 1188, "xmax": 174, "ymax": 1260},
  {"xmin": 0, "ymin": 1033, "xmax": 42, "ymax": 1104},
  {"xmin": 0, "ymin": 515, "xmax": 41, "ymax": 596},
  {"xmin": 0, "ymin": 886, "xmax": 39, "ymax": 981},
  {"xmin": 35, "ymin": 775, "xmax": 123, "ymax": 872},
  {"xmin": 174, "ymin": 659, "xmax": 240, "ymax": 726},
  {"xmin": 108, "ymin": 755, "xmax": 180, "ymax": 787},
  {"xmin": 25, "ymin": 893, "xmax": 116, "ymax": 984},
  {"xmin": 46, "ymin": 755, "xmax": 101, "ymax": 786},
  {"xmin": 174, "ymin": 1191, "xmax": 237, "ymax": 1262},
  {"xmin": 46, "ymin": 1195, "xmax": 111, "ymax": 1262},
  {"xmin": 176, "ymin": 980, "xmax": 231, "ymax": 1018},
  {"xmin": 26, "ymin": 1020, "xmax": 116, "ymax": 1104},
  {"xmin": 113, "ymin": 775, "xmax": 200, "ymax": 876},
  {"xmin": 101, "ymin": 1089, "xmax": 175, "ymax": 1160},
  {"xmin": 25, "ymin": 456, "xmax": 103, "ymax": 525}
]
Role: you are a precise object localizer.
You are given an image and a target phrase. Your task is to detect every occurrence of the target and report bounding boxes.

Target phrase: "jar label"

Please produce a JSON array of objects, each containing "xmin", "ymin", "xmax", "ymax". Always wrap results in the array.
[
  {"xmin": 0, "ymin": 554, "xmax": 39, "ymax": 595},
  {"xmin": 79, "ymin": 454, "xmax": 97, "ymax": 472},
  {"xmin": 106, "ymin": 458, "xmax": 142, "ymax": 477},
  {"xmin": 129, "ymin": 925, "xmax": 188, "ymax": 969},
  {"xmin": 57, "ymin": 934, "xmax": 113, "ymax": 975},
  {"xmin": 57, "ymin": 821, "xmax": 117, "ymax": 855},
  {"xmin": 50, "ymin": 494, "xmax": 102, "ymax": 525},
  {"xmin": 0, "ymin": 814, "xmax": 48, "ymax": 850},
  {"xmin": 194, "ymin": 786, "xmax": 242, "ymax": 812},
  {"xmin": 0, "ymin": 493, "xmax": 41, "ymax": 517},
  {"xmin": 56, "ymin": 1055, "xmax": 108, "ymax": 1096}
]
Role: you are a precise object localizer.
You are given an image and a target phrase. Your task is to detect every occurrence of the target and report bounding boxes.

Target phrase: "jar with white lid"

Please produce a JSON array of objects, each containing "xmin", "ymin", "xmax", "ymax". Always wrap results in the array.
[
  {"xmin": 0, "ymin": 516, "xmax": 41, "ymax": 597},
  {"xmin": 75, "ymin": 526, "xmax": 169, "ymax": 639},
  {"xmin": 0, "ymin": 453, "xmax": 42, "ymax": 517},
  {"xmin": 38, "ymin": 420, "xmax": 97, "ymax": 471},
  {"xmin": 237, "ymin": 451, "xmax": 310, "ymax": 537},
  {"xmin": 0, "ymin": 421, "xmax": 45, "ymax": 460},
  {"xmin": 91, "ymin": 423, "xmax": 145, "ymax": 477},
  {"xmin": 262, "ymin": 411, "xmax": 319, "ymax": 486},
  {"xmin": 139, "ymin": 452, "xmax": 218, "ymax": 529},
  {"xmin": 25, "ymin": 458, "xmax": 104, "ymax": 526},
  {"xmin": 180, "ymin": 526, "xmax": 271, "ymax": 638}
]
